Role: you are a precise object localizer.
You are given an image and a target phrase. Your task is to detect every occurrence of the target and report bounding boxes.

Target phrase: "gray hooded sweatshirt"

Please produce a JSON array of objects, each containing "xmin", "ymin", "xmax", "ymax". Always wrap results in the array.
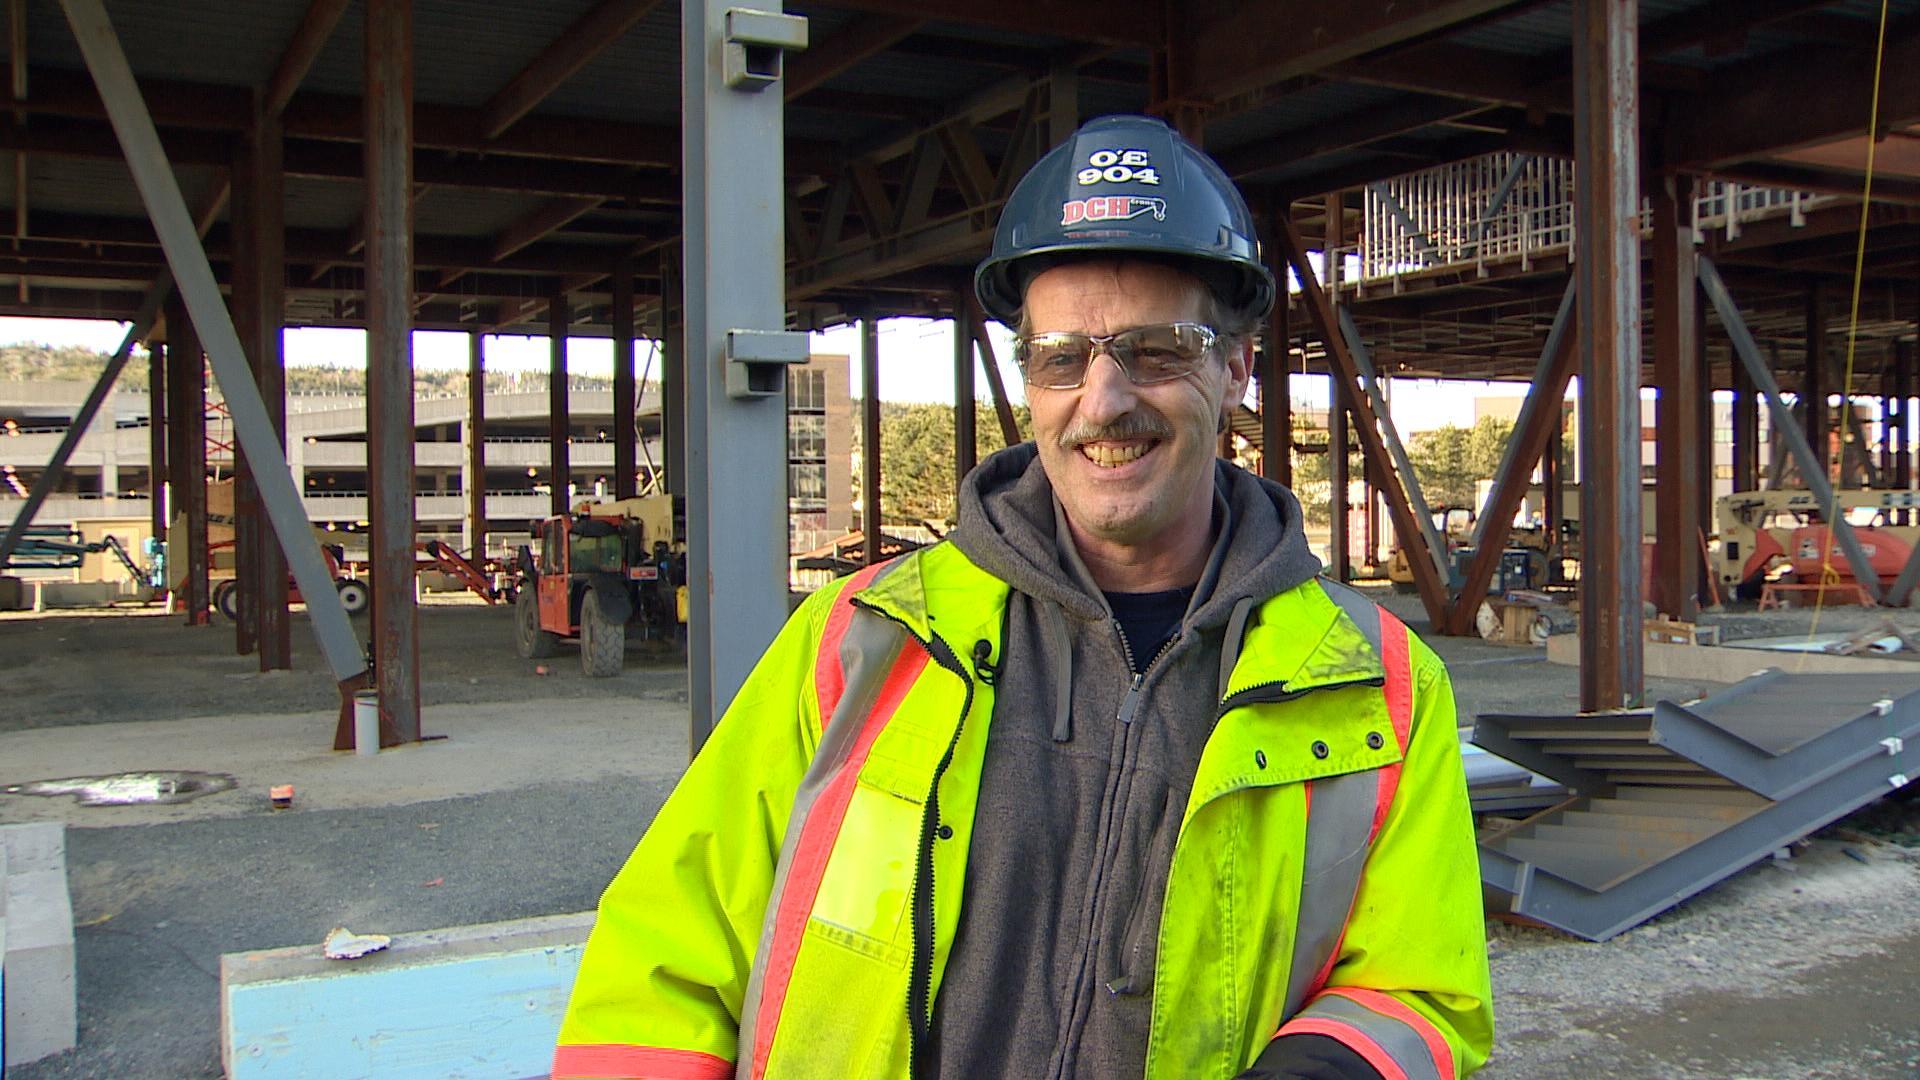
[{"xmin": 930, "ymin": 443, "xmax": 1325, "ymax": 1079}]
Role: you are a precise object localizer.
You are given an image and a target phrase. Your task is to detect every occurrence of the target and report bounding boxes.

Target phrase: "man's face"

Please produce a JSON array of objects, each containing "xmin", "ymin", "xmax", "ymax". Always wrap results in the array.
[{"xmin": 1023, "ymin": 260, "xmax": 1251, "ymax": 550}]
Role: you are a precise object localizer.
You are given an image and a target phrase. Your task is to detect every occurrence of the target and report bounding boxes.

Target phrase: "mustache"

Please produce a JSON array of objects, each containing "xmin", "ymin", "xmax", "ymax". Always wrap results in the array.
[{"xmin": 1057, "ymin": 411, "xmax": 1176, "ymax": 449}]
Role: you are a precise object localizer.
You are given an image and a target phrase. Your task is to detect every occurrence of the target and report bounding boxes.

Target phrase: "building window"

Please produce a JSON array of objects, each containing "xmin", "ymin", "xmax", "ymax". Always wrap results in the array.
[
  {"xmin": 789, "ymin": 368, "xmax": 827, "ymax": 412},
  {"xmin": 788, "ymin": 412, "xmax": 826, "ymax": 461},
  {"xmin": 789, "ymin": 462, "xmax": 827, "ymax": 510}
]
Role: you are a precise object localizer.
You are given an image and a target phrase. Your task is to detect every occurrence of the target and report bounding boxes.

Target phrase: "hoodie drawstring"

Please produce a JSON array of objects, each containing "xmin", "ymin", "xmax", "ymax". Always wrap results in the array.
[{"xmin": 1044, "ymin": 600, "xmax": 1074, "ymax": 742}]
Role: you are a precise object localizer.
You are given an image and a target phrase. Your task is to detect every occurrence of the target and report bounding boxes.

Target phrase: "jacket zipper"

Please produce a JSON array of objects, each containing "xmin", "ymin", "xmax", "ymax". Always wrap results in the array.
[
  {"xmin": 850, "ymin": 599, "xmax": 974, "ymax": 1080},
  {"xmin": 1215, "ymin": 674, "xmax": 1383, "ymax": 718},
  {"xmin": 1114, "ymin": 621, "xmax": 1180, "ymax": 726}
]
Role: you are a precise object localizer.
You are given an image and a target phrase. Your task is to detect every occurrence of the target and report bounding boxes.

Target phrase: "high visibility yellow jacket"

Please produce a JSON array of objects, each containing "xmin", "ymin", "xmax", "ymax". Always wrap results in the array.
[{"xmin": 555, "ymin": 541, "xmax": 1492, "ymax": 1080}]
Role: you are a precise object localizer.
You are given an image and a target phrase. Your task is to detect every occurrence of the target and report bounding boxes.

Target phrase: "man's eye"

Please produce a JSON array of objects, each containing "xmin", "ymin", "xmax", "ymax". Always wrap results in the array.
[{"xmin": 1036, "ymin": 349, "xmax": 1083, "ymax": 369}]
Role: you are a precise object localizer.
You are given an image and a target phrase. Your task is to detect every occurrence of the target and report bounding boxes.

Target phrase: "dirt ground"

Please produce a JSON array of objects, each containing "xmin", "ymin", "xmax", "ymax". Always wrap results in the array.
[{"xmin": 3, "ymin": 589, "xmax": 1919, "ymax": 1078}]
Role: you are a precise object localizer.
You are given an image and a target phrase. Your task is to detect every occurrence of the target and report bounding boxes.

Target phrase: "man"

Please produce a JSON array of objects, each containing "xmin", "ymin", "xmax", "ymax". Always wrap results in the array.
[{"xmin": 555, "ymin": 115, "xmax": 1492, "ymax": 1080}]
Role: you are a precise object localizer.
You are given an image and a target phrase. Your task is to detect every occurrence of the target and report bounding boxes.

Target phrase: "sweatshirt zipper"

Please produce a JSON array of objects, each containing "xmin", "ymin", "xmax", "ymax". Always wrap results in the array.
[
  {"xmin": 850, "ymin": 599, "xmax": 973, "ymax": 1080},
  {"xmin": 1216, "ymin": 674, "xmax": 1384, "ymax": 718},
  {"xmin": 1114, "ymin": 620, "xmax": 1180, "ymax": 725}
]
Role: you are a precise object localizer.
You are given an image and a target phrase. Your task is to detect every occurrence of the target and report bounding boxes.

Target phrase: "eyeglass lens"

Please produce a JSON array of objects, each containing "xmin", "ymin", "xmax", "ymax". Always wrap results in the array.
[{"xmin": 1015, "ymin": 323, "xmax": 1216, "ymax": 388}]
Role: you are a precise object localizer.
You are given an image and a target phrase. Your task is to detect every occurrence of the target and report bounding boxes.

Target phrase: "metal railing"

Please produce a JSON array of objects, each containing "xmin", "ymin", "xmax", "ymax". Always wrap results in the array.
[{"xmin": 1343, "ymin": 152, "xmax": 1835, "ymax": 288}]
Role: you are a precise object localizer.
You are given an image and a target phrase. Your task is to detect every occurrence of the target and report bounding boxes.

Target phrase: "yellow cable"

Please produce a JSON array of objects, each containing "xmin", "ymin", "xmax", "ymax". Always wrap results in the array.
[{"xmin": 1808, "ymin": 0, "xmax": 1891, "ymax": 646}]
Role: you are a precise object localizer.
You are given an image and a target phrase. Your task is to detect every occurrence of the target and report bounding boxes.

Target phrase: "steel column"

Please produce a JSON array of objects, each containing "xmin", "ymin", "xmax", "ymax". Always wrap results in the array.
[
  {"xmin": 861, "ymin": 314, "xmax": 882, "ymax": 565},
  {"xmin": 682, "ymin": 0, "xmax": 810, "ymax": 749},
  {"xmin": 58, "ymin": 0, "xmax": 365, "ymax": 700},
  {"xmin": 1262, "ymin": 288, "xmax": 1290, "ymax": 485},
  {"xmin": 660, "ymin": 243, "xmax": 684, "ymax": 495},
  {"xmin": 1894, "ymin": 342, "xmax": 1912, "ymax": 495},
  {"xmin": 239, "ymin": 104, "xmax": 289, "ymax": 670},
  {"xmin": 146, "ymin": 340, "xmax": 166, "ymax": 546},
  {"xmin": 165, "ymin": 296, "xmax": 210, "ymax": 625},
  {"xmin": 954, "ymin": 290, "xmax": 977, "ymax": 487},
  {"xmin": 1651, "ymin": 171, "xmax": 1700, "ymax": 621},
  {"xmin": 1733, "ymin": 341, "xmax": 1759, "ymax": 492},
  {"xmin": 467, "ymin": 328, "xmax": 486, "ymax": 555},
  {"xmin": 1805, "ymin": 282, "xmax": 1827, "ymax": 480},
  {"xmin": 1448, "ymin": 279, "xmax": 1577, "ymax": 633},
  {"xmin": 1700, "ymin": 256, "xmax": 1884, "ymax": 602},
  {"xmin": 230, "ymin": 133, "xmax": 259, "ymax": 657},
  {"xmin": 549, "ymin": 286, "xmax": 571, "ymax": 514},
  {"xmin": 361, "ymin": 0, "xmax": 418, "ymax": 746},
  {"xmin": 1543, "ymin": 421, "xmax": 1563, "ymax": 581},
  {"xmin": 1338, "ymin": 305, "xmax": 1448, "ymax": 580},
  {"xmin": 1571, "ymin": 0, "xmax": 1645, "ymax": 711},
  {"xmin": 613, "ymin": 255, "xmax": 637, "ymax": 499},
  {"xmin": 1328, "ymin": 372, "xmax": 1349, "ymax": 581}
]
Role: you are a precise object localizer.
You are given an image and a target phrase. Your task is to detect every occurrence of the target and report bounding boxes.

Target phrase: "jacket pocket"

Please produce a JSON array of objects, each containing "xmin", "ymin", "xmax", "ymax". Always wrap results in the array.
[{"xmin": 809, "ymin": 779, "xmax": 923, "ymax": 955}]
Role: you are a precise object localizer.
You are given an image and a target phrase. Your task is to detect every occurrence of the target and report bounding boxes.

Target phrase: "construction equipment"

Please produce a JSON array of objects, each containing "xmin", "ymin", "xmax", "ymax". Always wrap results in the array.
[
  {"xmin": 4, "ymin": 526, "xmax": 160, "ymax": 594},
  {"xmin": 513, "ymin": 495, "xmax": 686, "ymax": 677},
  {"xmin": 1714, "ymin": 488, "xmax": 1920, "ymax": 600},
  {"xmin": 1387, "ymin": 504, "xmax": 1552, "ymax": 594},
  {"xmin": 211, "ymin": 540, "xmax": 368, "ymax": 621}
]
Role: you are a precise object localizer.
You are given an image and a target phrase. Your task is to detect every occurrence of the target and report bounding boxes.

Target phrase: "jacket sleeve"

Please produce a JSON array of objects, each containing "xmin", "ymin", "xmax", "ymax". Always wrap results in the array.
[
  {"xmin": 552, "ymin": 585, "xmax": 840, "ymax": 1080},
  {"xmin": 1269, "ymin": 637, "xmax": 1495, "ymax": 1079}
]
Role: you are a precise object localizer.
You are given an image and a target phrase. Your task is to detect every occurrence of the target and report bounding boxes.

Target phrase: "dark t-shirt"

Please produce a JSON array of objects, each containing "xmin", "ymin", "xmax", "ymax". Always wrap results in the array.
[{"xmin": 1104, "ymin": 587, "xmax": 1194, "ymax": 674}]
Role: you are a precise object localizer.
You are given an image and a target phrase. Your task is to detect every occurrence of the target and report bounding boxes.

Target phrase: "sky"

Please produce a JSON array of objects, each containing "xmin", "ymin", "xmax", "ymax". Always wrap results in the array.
[{"xmin": 0, "ymin": 313, "xmax": 1514, "ymax": 431}]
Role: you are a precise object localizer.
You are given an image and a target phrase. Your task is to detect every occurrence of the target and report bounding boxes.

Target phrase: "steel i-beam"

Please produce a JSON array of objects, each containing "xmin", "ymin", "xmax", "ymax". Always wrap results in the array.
[
  {"xmin": 57, "ymin": 0, "xmax": 367, "ymax": 700},
  {"xmin": 682, "ymin": 0, "xmax": 810, "ymax": 751}
]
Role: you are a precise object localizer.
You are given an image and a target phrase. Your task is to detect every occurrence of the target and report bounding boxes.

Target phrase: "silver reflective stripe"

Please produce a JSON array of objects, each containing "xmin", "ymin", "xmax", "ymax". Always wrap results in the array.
[
  {"xmin": 1318, "ymin": 577, "xmax": 1382, "ymax": 654},
  {"xmin": 736, "ymin": 567, "xmax": 909, "ymax": 1076},
  {"xmin": 1281, "ymin": 577, "xmax": 1389, "ymax": 1021},
  {"xmin": 1280, "ymin": 769, "xmax": 1377, "ymax": 1019},
  {"xmin": 1298, "ymin": 991, "xmax": 1445, "ymax": 1080}
]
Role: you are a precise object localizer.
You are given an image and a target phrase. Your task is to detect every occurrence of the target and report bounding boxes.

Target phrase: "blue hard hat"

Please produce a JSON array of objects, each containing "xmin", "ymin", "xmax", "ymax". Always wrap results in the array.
[{"xmin": 974, "ymin": 114, "xmax": 1275, "ymax": 326}]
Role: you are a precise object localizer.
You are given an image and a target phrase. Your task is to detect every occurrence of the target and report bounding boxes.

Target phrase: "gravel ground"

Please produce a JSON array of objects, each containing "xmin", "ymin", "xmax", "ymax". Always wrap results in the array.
[{"xmin": 0, "ymin": 598, "xmax": 684, "ymax": 732}]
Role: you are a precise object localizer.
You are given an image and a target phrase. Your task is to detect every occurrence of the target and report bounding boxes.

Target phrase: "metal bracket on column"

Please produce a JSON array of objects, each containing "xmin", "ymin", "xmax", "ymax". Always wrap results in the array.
[
  {"xmin": 725, "ymin": 327, "xmax": 809, "ymax": 398},
  {"xmin": 723, "ymin": 9, "xmax": 807, "ymax": 91},
  {"xmin": 1699, "ymin": 254, "xmax": 1883, "ymax": 602},
  {"xmin": 60, "ymin": 0, "xmax": 368, "ymax": 683},
  {"xmin": 1337, "ymin": 305, "xmax": 1449, "ymax": 584}
]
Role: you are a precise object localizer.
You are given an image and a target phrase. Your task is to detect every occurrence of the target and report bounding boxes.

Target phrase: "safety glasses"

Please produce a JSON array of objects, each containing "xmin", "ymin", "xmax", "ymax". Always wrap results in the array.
[{"xmin": 1012, "ymin": 321, "xmax": 1220, "ymax": 389}]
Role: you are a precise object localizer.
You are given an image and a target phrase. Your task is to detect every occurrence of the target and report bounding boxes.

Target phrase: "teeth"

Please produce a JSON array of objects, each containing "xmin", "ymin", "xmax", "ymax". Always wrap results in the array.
[{"xmin": 1081, "ymin": 441, "xmax": 1152, "ymax": 468}]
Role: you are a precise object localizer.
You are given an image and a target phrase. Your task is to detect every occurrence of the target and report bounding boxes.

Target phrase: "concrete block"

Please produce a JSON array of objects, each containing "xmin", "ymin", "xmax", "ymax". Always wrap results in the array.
[
  {"xmin": 1, "ymin": 823, "xmax": 76, "ymax": 1069},
  {"xmin": 36, "ymin": 580, "xmax": 123, "ymax": 609},
  {"xmin": 0, "ymin": 574, "xmax": 24, "ymax": 610},
  {"xmin": 221, "ymin": 911, "xmax": 593, "ymax": 1080}
]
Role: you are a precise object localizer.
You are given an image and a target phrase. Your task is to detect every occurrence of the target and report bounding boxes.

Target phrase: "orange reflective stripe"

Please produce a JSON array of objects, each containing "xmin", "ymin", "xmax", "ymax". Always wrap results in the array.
[
  {"xmin": 550, "ymin": 1043, "xmax": 732, "ymax": 1079},
  {"xmin": 813, "ymin": 562, "xmax": 891, "ymax": 726},
  {"xmin": 1276, "ymin": 1017, "xmax": 1410, "ymax": 1080},
  {"xmin": 1324, "ymin": 987, "xmax": 1455, "ymax": 1080},
  {"xmin": 751, "ymin": 641, "xmax": 930, "ymax": 1078},
  {"xmin": 1371, "ymin": 610, "xmax": 1414, "ymax": 837}
]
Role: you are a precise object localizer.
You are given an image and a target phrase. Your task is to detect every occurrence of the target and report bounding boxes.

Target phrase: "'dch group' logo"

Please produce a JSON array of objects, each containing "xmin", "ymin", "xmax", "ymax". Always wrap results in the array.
[{"xmin": 1060, "ymin": 195, "xmax": 1168, "ymax": 226}]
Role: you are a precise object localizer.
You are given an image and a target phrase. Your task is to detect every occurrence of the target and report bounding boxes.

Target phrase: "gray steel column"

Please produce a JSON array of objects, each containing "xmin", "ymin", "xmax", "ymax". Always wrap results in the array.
[
  {"xmin": 467, "ymin": 328, "xmax": 486, "ymax": 556},
  {"xmin": 613, "ymin": 256, "xmax": 637, "ymax": 500},
  {"xmin": 683, "ymin": 0, "xmax": 810, "ymax": 749},
  {"xmin": 862, "ymin": 314, "xmax": 881, "ymax": 565},
  {"xmin": 363, "ymin": 0, "xmax": 418, "ymax": 746},
  {"xmin": 661, "ymin": 244, "xmax": 685, "ymax": 496},
  {"xmin": 165, "ymin": 296, "xmax": 211, "ymax": 625},
  {"xmin": 954, "ymin": 291, "xmax": 976, "ymax": 488},
  {"xmin": 549, "ymin": 286, "xmax": 571, "ymax": 515},
  {"xmin": 147, "ymin": 341, "xmax": 167, "ymax": 547},
  {"xmin": 1572, "ymin": 0, "xmax": 1644, "ymax": 711},
  {"xmin": 1651, "ymin": 171, "xmax": 1700, "ymax": 621},
  {"xmin": 1262, "ymin": 200, "xmax": 1290, "ymax": 486},
  {"xmin": 58, "ymin": 0, "xmax": 364, "ymax": 697}
]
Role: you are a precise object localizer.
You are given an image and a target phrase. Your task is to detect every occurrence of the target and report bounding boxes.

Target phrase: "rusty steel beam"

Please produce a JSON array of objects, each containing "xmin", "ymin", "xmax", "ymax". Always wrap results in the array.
[
  {"xmin": 1651, "ymin": 171, "xmax": 1701, "ymax": 621},
  {"xmin": 660, "ymin": 244, "xmax": 684, "ymax": 495},
  {"xmin": 805, "ymin": 0, "xmax": 1155, "ymax": 46},
  {"xmin": 969, "ymin": 295, "xmax": 1023, "ymax": 446},
  {"xmin": 481, "ymin": 0, "xmax": 663, "ymax": 139},
  {"xmin": 362, "ymin": 0, "xmax": 419, "ymax": 748},
  {"xmin": 1278, "ymin": 217, "xmax": 1450, "ymax": 622},
  {"xmin": 1328, "ymin": 367, "xmax": 1349, "ymax": 582},
  {"xmin": 862, "ymin": 313, "xmax": 882, "ymax": 566},
  {"xmin": 230, "ymin": 125, "xmax": 261, "ymax": 658},
  {"xmin": 1572, "ymin": 0, "xmax": 1644, "ymax": 711},
  {"xmin": 953, "ymin": 288, "xmax": 977, "ymax": 487},
  {"xmin": 467, "ymin": 328, "xmax": 487, "ymax": 556},
  {"xmin": 164, "ymin": 296, "xmax": 211, "ymax": 625},
  {"xmin": 493, "ymin": 196, "xmax": 602, "ymax": 261},
  {"xmin": 1262, "ymin": 200, "xmax": 1291, "ymax": 485},
  {"xmin": 146, "ymin": 338, "xmax": 167, "ymax": 542},
  {"xmin": 239, "ymin": 104, "xmax": 290, "ymax": 670},
  {"xmin": 1218, "ymin": 95, "xmax": 1494, "ymax": 179},
  {"xmin": 785, "ymin": 16, "xmax": 923, "ymax": 101},
  {"xmin": 613, "ymin": 255, "xmax": 637, "ymax": 499},
  {"xmin": 549, "ymin": 285, "xmax": 571, "ymax": 516},
  {"xmin": 263, "ymin": 0, "xmax": 349, "ymax": 119},
  {"xmin": 1445, "ymin": 278, "xmax": 1576, "ymax": 634},
  {"xmin": 1732, "ymin": 340, "xmax": 1760, "ymax": 492}
]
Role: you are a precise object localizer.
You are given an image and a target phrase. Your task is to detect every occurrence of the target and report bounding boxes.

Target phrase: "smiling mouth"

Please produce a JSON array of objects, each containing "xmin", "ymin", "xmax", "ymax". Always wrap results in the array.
[{"xmin": 1080, "ymin": 440, "xmax": 1159, "ymax": 468}]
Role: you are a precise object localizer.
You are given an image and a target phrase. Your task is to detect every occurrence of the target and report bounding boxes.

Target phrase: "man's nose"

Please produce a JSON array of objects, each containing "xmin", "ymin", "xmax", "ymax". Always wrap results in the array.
[{"xmin": 1076, "ymin": 346, "xmax": 1139, "ymax": 422}]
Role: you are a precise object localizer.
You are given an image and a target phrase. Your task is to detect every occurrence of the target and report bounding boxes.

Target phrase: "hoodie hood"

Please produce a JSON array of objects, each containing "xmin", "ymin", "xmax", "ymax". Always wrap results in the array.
[{"xmin": 949, "ymin": 442, "xmax": 1323, "ymax": 629}]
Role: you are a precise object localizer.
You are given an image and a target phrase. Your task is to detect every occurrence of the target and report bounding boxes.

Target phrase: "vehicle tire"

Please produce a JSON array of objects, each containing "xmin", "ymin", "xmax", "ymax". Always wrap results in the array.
[
  {"xmin": 335, "ymin": 578, "xmax": 371, "ymax": 615},
  {"xmin": 213, "ymin": 579, "xmax": 239, "ymax": 622},
  {"xmin": 580, "ymin": 590, "xmax": 625, "ymax": 677},
  {"xmin": 515, "ymin": 589, "xmax": 559, "ymax": 659}
]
